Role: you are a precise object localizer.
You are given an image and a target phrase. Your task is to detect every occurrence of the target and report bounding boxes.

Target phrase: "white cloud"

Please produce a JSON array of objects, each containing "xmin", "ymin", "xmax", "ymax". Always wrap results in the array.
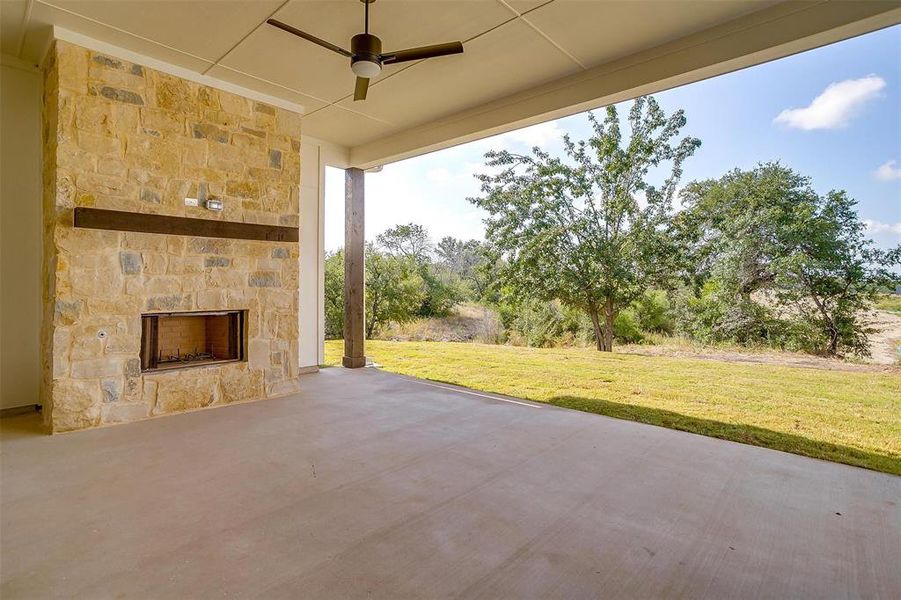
[
  {"xmin": 864, "ymin": 220, "xmax": 901, "ymax": 235},
  {"xmin": 425, "ymin": 167, "xmax": 451, "ymax": 184},
  {"xmin": 471, "ymin": 120, "xmax": 566, "ymax": 153},
  {"xmin": 773, "ymin": 75, "xmax": 885, "ymax": 130},
  {"xmin": 874, "ymin": 160, "xmax": 901, "ymax": 182}
]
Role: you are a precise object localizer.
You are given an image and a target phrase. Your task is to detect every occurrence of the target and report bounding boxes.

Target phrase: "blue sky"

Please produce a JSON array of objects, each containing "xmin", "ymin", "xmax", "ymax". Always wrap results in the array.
[{"xmin": 326, "ymin": 25, "xmax": 900, "ymax": 251}]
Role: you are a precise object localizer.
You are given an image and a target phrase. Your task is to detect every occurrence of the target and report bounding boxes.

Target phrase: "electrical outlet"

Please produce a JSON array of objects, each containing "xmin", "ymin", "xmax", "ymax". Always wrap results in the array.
[
  {"xmin": 184, "ymin": 197, "xmax": 199, "ymax": 207},
  {"xmin": 205, "ymin": 199, "xmax": 224, "ymax": 212}
]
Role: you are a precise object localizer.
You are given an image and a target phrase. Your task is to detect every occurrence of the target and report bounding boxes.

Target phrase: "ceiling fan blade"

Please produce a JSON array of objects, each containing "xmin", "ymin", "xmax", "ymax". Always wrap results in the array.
[
  {"xmin": 380, "ymin": 41, "xmax": 463, "ymax": 65},
  {"xmin": 267, "ymin": 19, "xmax": 352, "ymax": 58},
  {"xmin": 354, "ymin": 77, "xmax": 370, "ymax": 101}
]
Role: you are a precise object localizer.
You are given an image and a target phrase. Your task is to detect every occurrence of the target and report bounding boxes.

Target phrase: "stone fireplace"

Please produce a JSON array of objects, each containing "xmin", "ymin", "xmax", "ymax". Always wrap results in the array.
[
  {"xmin": 41, "ymin": 41, "xmax": 304, "ymax": 432},
  {"xmin": 140, "ymin": 310, "xmax": 246, "ymax": 372}
]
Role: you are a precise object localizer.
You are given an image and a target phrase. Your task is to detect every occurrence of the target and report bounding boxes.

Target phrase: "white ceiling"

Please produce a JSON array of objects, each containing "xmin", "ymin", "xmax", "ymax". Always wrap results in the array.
[{"xmin": 3, "ymin": 0, "xmax": 899, "ymax": 165}]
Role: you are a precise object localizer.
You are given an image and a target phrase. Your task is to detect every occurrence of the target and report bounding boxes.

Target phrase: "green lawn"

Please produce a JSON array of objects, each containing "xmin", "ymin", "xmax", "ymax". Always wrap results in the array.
[{"xmin": 324, "ymin": 340, "xmax": 901, "ymax": 475}]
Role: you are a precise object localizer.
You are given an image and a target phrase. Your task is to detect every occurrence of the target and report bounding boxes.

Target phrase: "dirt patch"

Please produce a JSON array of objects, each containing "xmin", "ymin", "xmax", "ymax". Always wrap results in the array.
[{"xmin": 867, "ymin": 310, "xmax": 901, "ymax": 365}]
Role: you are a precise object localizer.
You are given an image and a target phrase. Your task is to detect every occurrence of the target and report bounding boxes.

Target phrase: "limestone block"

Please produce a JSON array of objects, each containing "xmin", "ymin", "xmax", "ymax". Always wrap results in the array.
[
  {"xmin": 70, "ymin": 335, "xmax": 104, "ymax": 361},
  {"xmin": 188, "ymin": 237, "xmax": 232, "ymax": 255},
  {"xmin": 98, "ymin": 157, "xmax": 128, "ymax": 178},
  {"xmin": 141, "ymin": 108, "xmax": 183, "ymax": 135},
  {"xmin": 121, "ymin": 376, "xmax": 142, "ymax": 403},
  {"xmin": 52, "ymin": 379, "xmax": 101, "ymax": 432},
  {"xmin": 55, "ymin": 299, "xmax": 83, "ymax": 325},
  {"xmin": 70, "ymin": 262, "xmax": 123, "ymax": 297},
  {"xmin": 204, "ymin": 256, "xmax": 230, "ymax": 268},
  {"xmin": 168, "ymin": 256, "xmax": 203, "ymax": 274},
  {"xmin": 258, "ymin": 289, "xmax": 295, "ymax": 310},
  {"xmin": 102, "ymin": 401, "xmax": 149, "ymax": 423},
  {"xmin": 125, "ymin": 358, "xmax": 141, "ymax": 377},
  {"xmin": 56, "ymin": 43, "xmax": 89, "ymax": 91},
  {"xmin": 143, "ymin": 379, "xmax": 158, "ymax": 410},
  {"xmin": 192, "ymin": 123, "xmax": 228, "ymax": 144},
  {"xmin": 58, "ymin": 147, "xmax": 99, "ymax": 173},
  {"xmin": 70, "ymin": 357, "xmax": 123, "ymax": 379},
  {"xmin": 219, "ymin": 366, "xmax": 264, "ymax": 404},
  {"xmin": 101, "ymin": 378, "xmax": 121, "ymax": 402},
  {"xmin": 218, "ymin": 93, "xmax": 252, "ymax": 117},
  {"xmin": 248, "ymin": 271, "xmax": 280, "ymax": 288},
  {"xmin": 196, "ymin": 289, "xmax": 227, "ymax": 310},
  {"xmin": 153, "ymin": 369, "xmax": 218, "ymax": 413},
  {"xmin": 97, "ymin": 86, "xmax": 144, "ymax": 106},
  {"xmin": 146, "ymin": 295, "xmax": 191, "ymax": 311},
  {"xmin": 205, "ymin": 268, "xmax": 244, "ymax": 289},
  {"xmin": 241, "ymin": 126, "xmax": 266, "ymax": 139},
  {"xmin": 123, "ymin": 232, "xmax": 167, "ymax": 252},
  {"xmin": 56, "ymin": 226, "xmax": 119, "ymax": 254},
  {"xmin": 142, "ymin": 252, "xmax": 167, "ymax": 274},
  {"xmin": 74, "ymin": 96, "xmax": 115, "ymax": 135},
  {"xmin": 247, "ymin": 339, "xmax": 270, "ymax": 369},
  {"xmin": 197, "ymin": 87, "xmax": 220, "ymax": 110},
  {"xmin": 275, "ymin": 108, "xmax": 302, "ymax": 138},
  {"xmin": 154, "ymin": 73, "xmax": 195, "ymax": 113},
  {"xmin": 277, "ymin": 313, "xmax": 299, "ymax": 341},
  {"xmin": 203, "ymin": 109, "xmax": 243, "ymax": 129},
  {"xmin": 119, "ymin": 251, "xmax": 142, "ymax": 274},
  {"xmin": 52, "ymin": 328, "xmax": 71, "ymax": 378},
  {"xmin": 180, "ymin": 138, "xmax": 208, "ymax": 167}
]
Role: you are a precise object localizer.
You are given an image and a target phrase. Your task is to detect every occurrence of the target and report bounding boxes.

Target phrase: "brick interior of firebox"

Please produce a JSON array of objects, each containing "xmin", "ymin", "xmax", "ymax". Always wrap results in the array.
[{"xmin": 157, "ymin": 315, "xmax": 232, "ymax": 364}]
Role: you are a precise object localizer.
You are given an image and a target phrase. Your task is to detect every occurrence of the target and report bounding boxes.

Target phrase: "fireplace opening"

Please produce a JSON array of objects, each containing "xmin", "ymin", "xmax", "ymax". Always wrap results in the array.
[{"xmin": 141, "ymin": 310, "xmax": 246, "ymax": 372}]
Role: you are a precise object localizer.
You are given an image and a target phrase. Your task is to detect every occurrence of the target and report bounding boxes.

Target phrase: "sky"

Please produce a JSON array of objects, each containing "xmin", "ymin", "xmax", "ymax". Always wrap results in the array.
[{"xmin": 325, "ymin": 25, "xmax": 901, "ymax": 251}]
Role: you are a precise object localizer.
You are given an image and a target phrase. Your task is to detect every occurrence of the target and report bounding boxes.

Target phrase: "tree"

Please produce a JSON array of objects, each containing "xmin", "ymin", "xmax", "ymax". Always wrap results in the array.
[
  {"xmin": 376, "ymin": 223, "xmax": 433, "ymax": 263},
  {"xmin": 435, "ymin": 237, "xmax": 497, "ymax": 300},
  {"xmin": 324, "ymin": 250, "xmax": 345, "ymax": 339},
  {"xmin": 364, "ymin": 244, "xmax": 425, "ymax": 338},
  {"xmin": 679, "ymin": 163, "xmax": 900, "ymax": 356},
  {"xmin": 469, "ymin": 97, "xmax": 700, "ymax": 350}
]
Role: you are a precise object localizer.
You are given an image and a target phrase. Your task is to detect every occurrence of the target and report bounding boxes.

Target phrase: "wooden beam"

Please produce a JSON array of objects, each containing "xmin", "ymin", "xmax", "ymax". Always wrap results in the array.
[
  {"xmin": 343, "ymin": 168, "xmax": 366, "ymax": 368},
  {"xmin": 73, "ymin": 207, "xmax": 299, "ymax": 242}
]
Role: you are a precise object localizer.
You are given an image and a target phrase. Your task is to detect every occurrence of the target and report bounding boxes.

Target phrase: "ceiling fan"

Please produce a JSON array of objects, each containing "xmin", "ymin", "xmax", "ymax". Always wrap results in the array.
[{"xmin": 267, "ymin": 0, "xmax": 464, "ymax": 101}]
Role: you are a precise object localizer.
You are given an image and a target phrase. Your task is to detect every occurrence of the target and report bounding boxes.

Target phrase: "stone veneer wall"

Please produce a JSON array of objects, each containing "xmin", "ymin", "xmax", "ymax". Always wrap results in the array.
[{"xmin": 41, "ymin": 41, "xmax": 303, "ymax": 432}]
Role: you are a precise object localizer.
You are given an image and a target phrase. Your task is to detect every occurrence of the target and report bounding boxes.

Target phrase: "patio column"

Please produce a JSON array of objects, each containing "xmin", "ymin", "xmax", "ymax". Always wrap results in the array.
[{"xmin": 343, "ymin": 167, "xmax": 366, "ymax": 368}]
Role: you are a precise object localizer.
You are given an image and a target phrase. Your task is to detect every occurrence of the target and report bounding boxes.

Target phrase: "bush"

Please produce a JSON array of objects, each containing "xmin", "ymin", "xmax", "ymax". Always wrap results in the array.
[{"xmin": 613, "ymin": 309, "xmax": 644, "ymax": 344}]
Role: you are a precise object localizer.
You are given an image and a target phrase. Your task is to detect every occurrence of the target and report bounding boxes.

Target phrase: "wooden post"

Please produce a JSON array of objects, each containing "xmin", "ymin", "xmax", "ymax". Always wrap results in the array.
[{"xmin": 343, "ymin": 168, "xmax": 366, "ymax": 368}]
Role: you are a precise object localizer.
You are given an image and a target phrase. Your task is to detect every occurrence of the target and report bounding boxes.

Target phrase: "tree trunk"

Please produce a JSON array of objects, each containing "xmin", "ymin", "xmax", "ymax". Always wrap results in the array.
[
  {"xmin": 588, "ymin": 301, "xmax": 614, "ymax": 352},
  {"xmin": 588, "ymin": 306, "xmax": 605, "ymax": 352},
  {"xmin": 602, "ymin": 297, "xmax": 615, "ymax": 352}
]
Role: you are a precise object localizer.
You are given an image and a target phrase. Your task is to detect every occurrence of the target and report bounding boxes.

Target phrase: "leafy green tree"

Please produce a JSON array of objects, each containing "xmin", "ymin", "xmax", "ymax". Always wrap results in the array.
[
  {"xmin": 470, "ymin": 97, "xmax": 700, "ymax": 351},
  {"xmin": 376, "ymin": 223, "xmax": 433, "ymax": 263},
  {"xmin": 364, "ymin": 245, "xmax": 425, "ymax": 338},
  {"xmin": 435, "ymin": 237, "xmax": 500, "ymax": 301},
  {"xmin": 679, "ymin": 163, "xmax": 900, "ymax": 356},
  {"xmin": 324, "ymin": 250, "xmax": 345, "ymax": 339}
]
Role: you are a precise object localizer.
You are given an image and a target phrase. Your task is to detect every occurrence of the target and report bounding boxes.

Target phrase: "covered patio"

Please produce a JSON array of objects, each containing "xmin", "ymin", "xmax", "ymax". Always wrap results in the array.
[
  {"xmin": 3, "ymin": 368, "xmax": 899, "ymax": 597},
  {"xmin": 2, "ymin": 1, "xmax": 901, "ymax": 596}
]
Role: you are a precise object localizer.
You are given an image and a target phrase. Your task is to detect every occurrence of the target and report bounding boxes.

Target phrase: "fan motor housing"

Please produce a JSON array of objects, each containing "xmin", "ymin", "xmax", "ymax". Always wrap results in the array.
[{"xmin": 351, "ymin": 33, "xmax": 382, "ymax": 66}]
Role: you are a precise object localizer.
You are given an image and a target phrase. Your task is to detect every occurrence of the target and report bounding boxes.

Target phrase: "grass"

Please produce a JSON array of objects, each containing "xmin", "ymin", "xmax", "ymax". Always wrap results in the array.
[
  {"xmin": 324, "ymin": 340, "xmax": 901, "ymax": 475},
  {"xmin": 875, "ymin": 294, "xmax": 901, "ymax": 315}
]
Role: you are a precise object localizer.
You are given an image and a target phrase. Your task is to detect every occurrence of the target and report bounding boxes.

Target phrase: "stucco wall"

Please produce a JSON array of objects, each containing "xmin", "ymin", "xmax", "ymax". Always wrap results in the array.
[
  {"xmin": 0, "ymin": 58, "xmax": 43, "ymax": 410},
  {"xmin": 42, "ymin": 41, "xmax": 303, "ymax": 432}
]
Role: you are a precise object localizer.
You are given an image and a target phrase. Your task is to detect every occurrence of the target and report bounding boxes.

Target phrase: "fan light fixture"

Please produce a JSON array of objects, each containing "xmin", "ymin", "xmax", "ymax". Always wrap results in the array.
[{"xmin": 267, "ymin": 0, "xmax": 464, "ymax": 101}]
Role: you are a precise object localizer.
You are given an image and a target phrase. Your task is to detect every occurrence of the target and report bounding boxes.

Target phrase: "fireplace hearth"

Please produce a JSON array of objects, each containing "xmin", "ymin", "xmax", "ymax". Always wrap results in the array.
[{"xmin": 141, "ymin": 311, "xmax": 246, "ymax": 372}]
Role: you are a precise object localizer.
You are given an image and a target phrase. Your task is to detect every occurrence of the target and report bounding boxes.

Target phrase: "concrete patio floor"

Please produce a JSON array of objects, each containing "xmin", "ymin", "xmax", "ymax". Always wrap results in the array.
[{"xmin": 2, "ymin": 367, "xmax": 899, "ymax": 598}]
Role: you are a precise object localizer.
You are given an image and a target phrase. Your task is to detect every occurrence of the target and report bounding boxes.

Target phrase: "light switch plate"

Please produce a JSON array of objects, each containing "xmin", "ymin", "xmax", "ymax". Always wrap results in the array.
[
  {"xmin": 205, "ymin": 199, "xmax": 224, "ymax": 212},
  {"xmin": 184, "ymin": 197, "xmax": 199, "ymax": 207}
]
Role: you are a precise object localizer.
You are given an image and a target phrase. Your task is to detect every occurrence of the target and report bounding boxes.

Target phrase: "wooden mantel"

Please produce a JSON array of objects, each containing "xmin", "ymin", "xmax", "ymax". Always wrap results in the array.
[{"xmin": 73, "ymin": 208, "xmax": 299, "ymax": 242}]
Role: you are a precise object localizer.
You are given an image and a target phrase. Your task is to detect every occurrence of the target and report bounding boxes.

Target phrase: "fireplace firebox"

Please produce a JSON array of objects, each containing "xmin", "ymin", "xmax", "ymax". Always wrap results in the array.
[{"xmin": 140, "ymin": 310, "xmax": 246, "ymax": 372}]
